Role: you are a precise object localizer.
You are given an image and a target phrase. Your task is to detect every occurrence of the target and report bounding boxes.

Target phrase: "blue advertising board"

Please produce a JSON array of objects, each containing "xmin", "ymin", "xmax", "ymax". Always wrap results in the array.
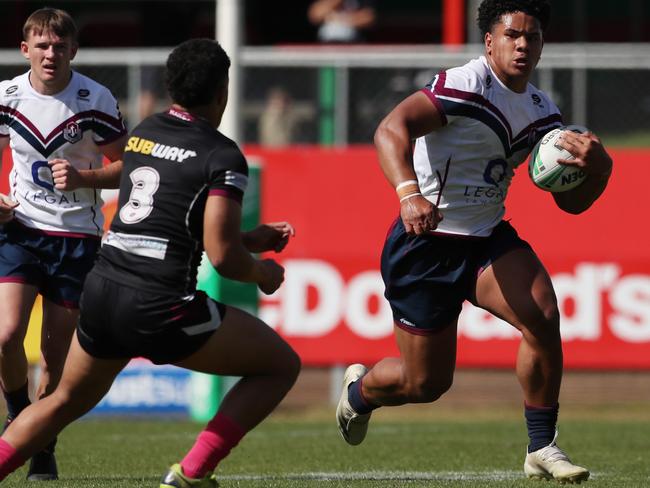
[{"xmin": 92, "ymin": 360, "xmax": 191, "ymax": 415}]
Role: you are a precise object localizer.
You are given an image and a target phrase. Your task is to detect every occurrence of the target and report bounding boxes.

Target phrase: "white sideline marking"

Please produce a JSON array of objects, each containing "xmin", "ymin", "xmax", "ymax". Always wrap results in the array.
[{"xmin": 219, "ymin": 470, "xmax": 522, "ymax": 481}]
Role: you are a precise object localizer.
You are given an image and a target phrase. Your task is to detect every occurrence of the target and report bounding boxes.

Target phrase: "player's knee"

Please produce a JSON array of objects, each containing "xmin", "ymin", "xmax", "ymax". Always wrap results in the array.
[
  {"xmin": 265, "ymin": 343, "xmax": 301, "ymax": 391},
  {"xmin": 50, "ymin": 388, "xmax": 71, "ymax": 407},
  {"xmin": 282, "ymin": 347, "xmax": 301, "ymax": 384},
  {"xmin": 0, "ymin": 326, "xmax": 27, "ymax": 355},
  {"xmin": 48, "ymin": 388, "xmax": 93, "ymax": 420},
  {"xmin": 405, "ymin": 374, "xmax": 453, "ymax": 403},
  {"xmin": 520, "ymin": 302, "xmax": 560, "ymax": 338},
  {"xmin": 45, "ymin": 389, "xmax": 74, "ymax": 418}
]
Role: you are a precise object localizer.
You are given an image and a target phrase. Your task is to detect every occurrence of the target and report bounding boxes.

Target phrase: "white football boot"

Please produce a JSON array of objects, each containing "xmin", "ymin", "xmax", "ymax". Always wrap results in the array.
[
  {"xmin": 335, "ymin": 364, "xmax": 372, "ymax": 445},
  {"xmin": 524, "ymin": 431, "xmax": 590, "ymax": 483}
]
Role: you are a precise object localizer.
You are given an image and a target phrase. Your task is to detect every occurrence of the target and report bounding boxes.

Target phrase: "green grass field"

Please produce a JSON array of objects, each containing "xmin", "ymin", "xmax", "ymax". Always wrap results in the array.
[{"xmin": 3, "ymin": 406, "xmax": 650, "ymax": 487}]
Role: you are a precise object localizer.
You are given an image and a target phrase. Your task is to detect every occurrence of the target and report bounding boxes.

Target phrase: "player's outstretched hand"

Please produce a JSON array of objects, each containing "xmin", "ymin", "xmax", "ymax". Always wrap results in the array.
[
  {"xmin": 49, "ymin": 159, "xmax": 84, "ymax": 191},
  {"xmin": 400, "ymin": 194, "xmax": 443, "ymax": 235},
  {"xmin": 556, "ymin": 130, "xmax": 613, "ymax": 177},
  {"xmin": 0, "ymin": 194, "xmax": 19, "ymax": 224},
  {"xmin": 244, "ymin": 222, "xmax": 295, "ymax": 253},
  {"xmin": 257, "ymin": 258, "xmax": 285, "ymax": 295}
]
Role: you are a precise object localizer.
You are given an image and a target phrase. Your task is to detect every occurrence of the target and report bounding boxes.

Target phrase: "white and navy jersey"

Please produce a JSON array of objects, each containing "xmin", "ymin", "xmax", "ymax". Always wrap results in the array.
[
  {"xmin": 415, "ymin": 56, "xmax": 562, "ymax": 236},
  {"xmin": 0, "ymin": 71, "xmax": 127, "ymax": 237},
  {"xmin": 94, "ymin": 109, "xmax": 249, "ymax": 297}
]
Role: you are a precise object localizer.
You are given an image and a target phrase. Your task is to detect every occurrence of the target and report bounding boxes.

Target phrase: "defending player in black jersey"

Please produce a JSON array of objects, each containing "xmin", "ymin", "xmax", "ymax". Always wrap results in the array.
[{"xmin": 0, "ymin": 39, "xmax": 301, "ymax": 486}]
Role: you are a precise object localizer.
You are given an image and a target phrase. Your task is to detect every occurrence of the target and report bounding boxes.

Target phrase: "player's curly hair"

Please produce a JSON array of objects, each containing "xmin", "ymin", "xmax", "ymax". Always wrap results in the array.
[
  {"xmin": 165, "ymin": 39, "xmax": 231, "ymax": 108},
  {"xmin": 477, "ymin": 0, "xmax": 551, "ymax": 36}
]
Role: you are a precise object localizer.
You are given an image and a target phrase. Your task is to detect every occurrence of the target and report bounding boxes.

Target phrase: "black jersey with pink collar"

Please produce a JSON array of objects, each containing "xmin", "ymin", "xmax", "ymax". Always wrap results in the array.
[
  {"xmin": 416, "ymin": 56, "xmax": 563, "ymax": 237},
  {"xmin": 94, "ymin": 109, "xmax": 248, "ymax": 296},
  {"xmin": 0, "ymin": 71, "xmax": 126, "ymax": 236}
]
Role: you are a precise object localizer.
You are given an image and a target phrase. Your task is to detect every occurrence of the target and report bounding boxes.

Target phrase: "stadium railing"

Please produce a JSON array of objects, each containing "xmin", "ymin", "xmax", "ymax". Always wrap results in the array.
[{"xmin": 1, "ymin": 43, "xmax": 649, "ymax": 145}]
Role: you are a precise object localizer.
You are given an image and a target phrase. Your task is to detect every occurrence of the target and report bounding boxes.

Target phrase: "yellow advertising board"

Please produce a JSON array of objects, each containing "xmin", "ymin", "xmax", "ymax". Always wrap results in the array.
[{"xmin": 24, "ymin": 296, "xmax": 43, "ymax": 364}]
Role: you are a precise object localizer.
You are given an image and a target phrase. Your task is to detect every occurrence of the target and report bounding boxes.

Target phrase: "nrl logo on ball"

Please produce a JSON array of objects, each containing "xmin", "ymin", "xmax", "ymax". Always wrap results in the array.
[{"xmin": 528, "ymin": 125, "xmax": 588, "ymax": 192}]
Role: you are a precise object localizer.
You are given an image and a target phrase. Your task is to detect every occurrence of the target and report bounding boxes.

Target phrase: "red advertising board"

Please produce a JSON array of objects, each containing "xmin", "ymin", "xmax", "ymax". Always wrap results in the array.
[
  {"xmin": 246, "ymin": 146, "xmax": 650, "ymax": 369},
  {"xmin": 3, "ymin": 146, "xmax": 648, "ymax": 369}
]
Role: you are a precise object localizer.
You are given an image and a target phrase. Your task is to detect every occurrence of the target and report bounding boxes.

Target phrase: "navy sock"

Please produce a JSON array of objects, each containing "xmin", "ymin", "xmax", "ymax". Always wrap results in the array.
[
  {"xmin": 348, "ymin": 377, "xmax": 378, "ymax": 415},
  {"xmin": 2, "ymin": 382, "xmax": 31, "ymax": 422},
  {"xmin": 525, "ymin": 403, "xmax": 559, "ymax": 453},
  {"xmin": 43, "ymin": 437, "xmax": 57, "ymax": 454}
]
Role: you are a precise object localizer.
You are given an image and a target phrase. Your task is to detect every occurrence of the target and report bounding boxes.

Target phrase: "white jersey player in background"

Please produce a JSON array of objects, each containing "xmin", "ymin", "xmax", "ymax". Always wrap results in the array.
[
  {"xmin": 0, "ymin": 8, "xmax": 126, "ymax": 480},
  {"xmin": 336, "ymin": 0, "xmax": 613, "ymax": 484}
]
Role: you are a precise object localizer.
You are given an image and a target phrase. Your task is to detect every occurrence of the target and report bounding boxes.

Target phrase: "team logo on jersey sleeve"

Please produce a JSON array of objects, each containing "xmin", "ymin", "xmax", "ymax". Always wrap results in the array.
[
  {"xmin": 5, "ymin": 85, "xmax": 18, "ymax": 95},
  {"xmin": 63, "ymin": 121, "xmax": 82, "ymax": 144}
]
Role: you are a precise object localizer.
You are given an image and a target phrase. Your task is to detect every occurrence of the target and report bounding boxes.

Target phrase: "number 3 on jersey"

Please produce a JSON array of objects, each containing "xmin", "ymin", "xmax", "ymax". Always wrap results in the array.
[{"xmin": 119, "ymin": 166, "xmax": 160, "ymax": 224}]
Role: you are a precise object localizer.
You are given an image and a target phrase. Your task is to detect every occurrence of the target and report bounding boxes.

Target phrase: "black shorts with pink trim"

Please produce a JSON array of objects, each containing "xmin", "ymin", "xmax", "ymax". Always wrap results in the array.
[
  {"xmin": 78, "ymin": 271, "xmax": 226, "ymax": 364},
  {"xmin": 380, "ymin": 218, "xmax": 531, "ymax": 333},
  {"xmin": 0, "ymin": 220, "xmax": 100, "ymax": 308}
]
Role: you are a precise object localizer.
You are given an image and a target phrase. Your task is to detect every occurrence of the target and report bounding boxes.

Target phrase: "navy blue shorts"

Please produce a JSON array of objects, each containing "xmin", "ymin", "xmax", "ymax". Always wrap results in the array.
[
  {"xmin": 78, "ymin": 271, "xmax": 227, "ymax": 364},
  {"xmin": 0, "ymin": 221, "xmax": 100, "ymax": 308},
  {"xmin": 380, "ymin": 219, "xmax": 532, "ymax": 334}
]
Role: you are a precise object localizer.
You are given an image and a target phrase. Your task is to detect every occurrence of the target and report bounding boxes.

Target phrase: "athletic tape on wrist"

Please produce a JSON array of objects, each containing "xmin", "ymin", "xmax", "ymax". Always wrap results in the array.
[
  {"xmin": 395, "ymin": 180, "xmax": 418, "ymax": 192},
  {"xmin": 399, "ymin": 192, "xmax": 422, "ymax": 203}
]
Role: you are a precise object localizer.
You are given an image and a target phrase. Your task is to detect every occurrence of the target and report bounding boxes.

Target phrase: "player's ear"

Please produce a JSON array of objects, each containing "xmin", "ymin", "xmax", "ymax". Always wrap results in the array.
[
  {"xmin": 20, "ymin": 41, "xmax": 30, "ymax": 59},
  {"xmin": 70, "ymin": 42, "xmax": 78, "ymax": 60},
  {"xmin": 484, "ymin": 31, "xmax": 492, "ymax": 55}
]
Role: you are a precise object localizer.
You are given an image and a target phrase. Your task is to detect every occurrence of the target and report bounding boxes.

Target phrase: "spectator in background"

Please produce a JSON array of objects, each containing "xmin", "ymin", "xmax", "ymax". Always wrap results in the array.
[
  {"xmin": 0, "ymin": 7, "xmax": 126, "ymax": 480},
  {"xmin": 258, "ymin": 87, "xmax": 299, "ymax": 147},
  {"xmin": 308, "ymin": 0, "xmax": 376, "ymax": 43}
]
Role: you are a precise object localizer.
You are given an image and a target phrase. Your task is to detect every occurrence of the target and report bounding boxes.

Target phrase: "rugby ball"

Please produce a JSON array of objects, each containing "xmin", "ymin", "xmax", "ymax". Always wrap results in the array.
[{"xmin": 529, "ymin": 125, "xmax": 588, "ymax": 192}]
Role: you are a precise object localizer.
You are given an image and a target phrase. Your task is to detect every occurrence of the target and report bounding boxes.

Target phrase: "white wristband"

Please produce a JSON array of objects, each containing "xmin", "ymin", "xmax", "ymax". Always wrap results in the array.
[
  {"xmin": 399, "ymin": 192, "xmax": 422, "ymax": 203},
  {"xmin": 395, "ymin": 180, "xmax": 418, "ymax": 191}
]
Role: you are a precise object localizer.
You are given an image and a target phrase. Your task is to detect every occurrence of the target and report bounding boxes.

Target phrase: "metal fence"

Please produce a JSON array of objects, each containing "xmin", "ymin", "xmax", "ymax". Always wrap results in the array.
[{"xmin": 2, "ymin": 44, "xmax": 649, "ymax": 145}]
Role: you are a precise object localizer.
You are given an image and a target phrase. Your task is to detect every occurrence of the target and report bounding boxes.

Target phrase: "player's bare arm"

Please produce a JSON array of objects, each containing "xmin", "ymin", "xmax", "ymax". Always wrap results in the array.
[
  {"xmin": 48, "ymin": 135, "xmax": 126, "ymax": 191},
  {"xmin": 0, "ymin": 194, "xmax": 19, "ymax": 224},
  {"xmin": 204, "ymin": 195, "xmax": 285, "ymax": 295},
  {"xmin": 242, "ymin": 222, "xmax": 295, "ymax": 253},
  {"xmin": 374, "ymin": 91, "xmax": 445, "ymax": 235},
  {"xmin": 552, "ymin": 130, "xmax": 613, "ymax": 214}
]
